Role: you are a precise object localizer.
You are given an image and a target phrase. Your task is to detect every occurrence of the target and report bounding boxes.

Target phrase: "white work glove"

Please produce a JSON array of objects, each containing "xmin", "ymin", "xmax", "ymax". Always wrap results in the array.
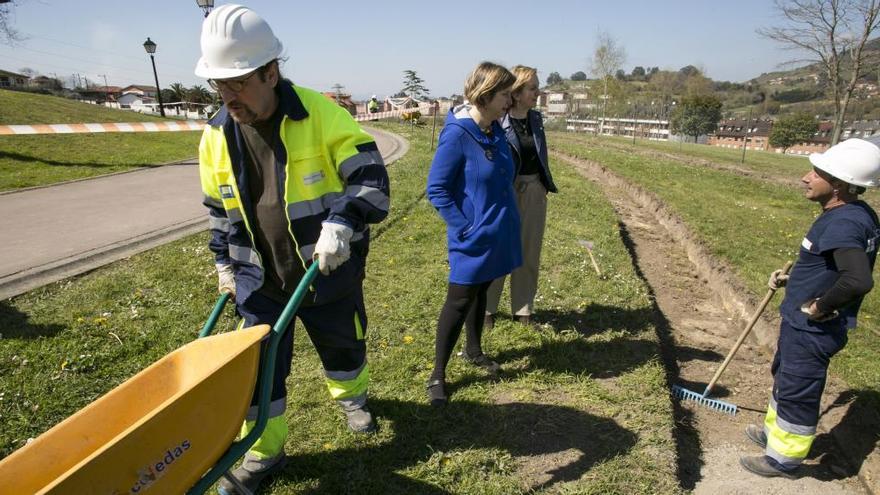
[
  {"xmin": 800, "ymin": 298, "xmax": 839, "ymax": 322},
  {"xmin": 313, "ymin": 222, "xmax": 353, "ymax": 275},
  {"xmin": 216, "ymin": 263, "xmax": 236, "ymax": 296},
  {"xmin": 767, "ymin": 269, "xmax": 789, "ymax": 290}
]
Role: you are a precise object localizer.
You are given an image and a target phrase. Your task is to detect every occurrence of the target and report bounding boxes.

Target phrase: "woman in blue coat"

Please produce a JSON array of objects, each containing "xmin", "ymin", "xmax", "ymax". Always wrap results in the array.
[{"xmin": 425, "ymin": 62, "xmax": 522, "ymax": 405}]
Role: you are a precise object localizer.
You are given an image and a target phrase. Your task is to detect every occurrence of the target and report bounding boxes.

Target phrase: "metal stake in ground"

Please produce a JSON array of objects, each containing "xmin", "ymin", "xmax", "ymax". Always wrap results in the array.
[{"xmin": 577, "ymin": 240, "xmax": 603, "ymax": 277}]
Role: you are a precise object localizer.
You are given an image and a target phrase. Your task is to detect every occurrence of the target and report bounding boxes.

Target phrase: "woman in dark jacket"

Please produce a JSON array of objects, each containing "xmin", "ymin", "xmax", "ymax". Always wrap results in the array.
[
  {"xmin": 425, "ymin": 62, "xmax": 522, "ymax": 405},
  {"xmin": 486, "ymin": 65, "xmax": 558, "ymax": 327}
]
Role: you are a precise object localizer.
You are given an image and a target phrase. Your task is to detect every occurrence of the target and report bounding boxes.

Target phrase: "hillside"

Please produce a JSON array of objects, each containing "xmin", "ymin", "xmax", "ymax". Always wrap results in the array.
[{"xmin": 0, "ymin": 89, "xmax": 171, "ymax": 125}]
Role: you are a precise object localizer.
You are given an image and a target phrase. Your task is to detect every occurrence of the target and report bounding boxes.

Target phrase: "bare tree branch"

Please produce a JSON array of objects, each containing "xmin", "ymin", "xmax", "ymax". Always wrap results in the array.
[{"xmin": 759, "ymin": 0, "xmax": 880, "ymax": 144}]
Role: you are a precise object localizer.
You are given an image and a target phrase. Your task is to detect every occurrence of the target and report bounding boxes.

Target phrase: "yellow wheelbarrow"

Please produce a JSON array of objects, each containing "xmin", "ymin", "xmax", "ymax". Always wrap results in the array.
[{"xmin": 0, "ymin": 262, "xmax": 320, "ymax": 495}]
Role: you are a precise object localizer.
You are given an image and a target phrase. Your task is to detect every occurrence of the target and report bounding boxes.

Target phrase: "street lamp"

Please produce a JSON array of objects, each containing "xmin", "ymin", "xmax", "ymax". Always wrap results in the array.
[
  {"xmin": 142, "ymin": 37, "xmax": 166, "ymax": 118},
  {"xmin": 196, "ymin": 0, "xmax": 214, "ymax": 18}
]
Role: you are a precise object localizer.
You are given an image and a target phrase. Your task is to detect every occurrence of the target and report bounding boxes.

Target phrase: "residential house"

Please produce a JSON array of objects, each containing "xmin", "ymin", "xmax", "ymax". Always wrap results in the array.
[
  {"xmin": 117, "ymin": 85, "xmax": 158, "ymax": 108},
  {"xmin": 77, "ymin": 85, "xmax": 123, "ymax": 103},
  {"xmin": 709, "ymin": 119, "xmax": 773, "ymax": 151},
  {"xmin": 321, "ymin": 91, "xmax": 356, "ymax": 115},
  {"xmin": 0, "ymin": 69, "xmax": 28, "ymax": 88}
]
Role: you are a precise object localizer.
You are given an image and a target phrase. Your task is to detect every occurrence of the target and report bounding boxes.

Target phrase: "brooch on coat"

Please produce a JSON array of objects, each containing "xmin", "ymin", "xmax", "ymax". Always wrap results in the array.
[{"xmin": 484, "ymin": 148, "xmax": 494, "ymax": 161}]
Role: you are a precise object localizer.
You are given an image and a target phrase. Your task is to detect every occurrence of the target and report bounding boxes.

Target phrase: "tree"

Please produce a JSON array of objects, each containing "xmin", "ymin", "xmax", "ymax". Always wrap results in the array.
[
  {"xmin": 679, "ymin": 65, "xmax": 700, "ymax": 77},
  {"xmin": 615, "ymin": 69, "xmax": 627, "ymax": 80},
  {"xmin": 759, "ymin": 0, "xmax": 880, "ymax": 144},
  {"xmin": 0, "ymin": 0, "xmax": 25, "ymax": 45},
  {"xmin": 570, "ymin": 71, "xmax": 587, "ymax": 81},
  {"xmin": 769, "ymin": 112, "xmax": 818, "ymax": 153},
  {"xmin": 590, "ymin": 31, "xmax": 626, "ymax": 134},
  {"xmin": 19, "ymin": 67, "xmax": 37, "ymax": 78},
  {"xmin": 670, "ymin": 94, "xmax": 723, "ymax": 143},
  {"xmin": 188, "ymin": 85, "xmax": 212, "ymax": 105},
  {"xmin": 546, "ymin": 72, "xmax": 563, "ymax": 86},
  {"xmin": 631, "ymin": 66, "xmax": 646, "ymax": 80},
  {"xmin": 169, "ymin": 82, "xmax": 188, "ymax": 104},
  {"xmin": 401, "ymin": 70, "xmax": 429, "ymax": 100}
]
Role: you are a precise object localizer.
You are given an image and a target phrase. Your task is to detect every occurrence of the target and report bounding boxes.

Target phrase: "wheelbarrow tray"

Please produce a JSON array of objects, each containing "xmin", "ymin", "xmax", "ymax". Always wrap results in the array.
[{"xmin": 0, "ymin": 324, "xmax": 270, "ymax": 495}]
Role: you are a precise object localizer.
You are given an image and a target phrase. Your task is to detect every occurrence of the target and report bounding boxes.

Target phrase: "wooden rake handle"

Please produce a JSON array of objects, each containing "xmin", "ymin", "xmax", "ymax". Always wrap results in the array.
[{"xmin": 703, "ymin": 260, "xmax": 794, "ymax": 397}]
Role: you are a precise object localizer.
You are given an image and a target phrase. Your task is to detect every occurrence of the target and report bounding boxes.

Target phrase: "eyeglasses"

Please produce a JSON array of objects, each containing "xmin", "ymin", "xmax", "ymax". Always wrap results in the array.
[{"xmin": 207, "ymin": 70, "xmax": 258, "ymax": 93}]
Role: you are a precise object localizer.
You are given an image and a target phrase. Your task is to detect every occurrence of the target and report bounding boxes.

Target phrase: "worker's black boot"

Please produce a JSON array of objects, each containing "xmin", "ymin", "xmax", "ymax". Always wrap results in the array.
[
  {"xmin": 745, "ymin": 424, "xmax": 767, "ymax": 448},
  {"xmin": 739, "ymin": 455, "xmax": 797, "ymax": 479},
  {"xmin": 218, "ymin": 451, "xmax": 287, "ymax": 495}
]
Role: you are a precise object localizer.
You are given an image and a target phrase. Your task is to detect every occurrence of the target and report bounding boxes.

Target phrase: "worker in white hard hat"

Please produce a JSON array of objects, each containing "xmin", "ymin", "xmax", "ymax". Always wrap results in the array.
[
  {"xmin": 740, "ymin": 135, "xmax": 880, "ymax": 479},
  {"xmin": 368, "ymin": 94, "xmax": 380, "ymax": 121},
  {"xmin": 195, "ymin": 5, "xmax": 389, "ymax": 493}
]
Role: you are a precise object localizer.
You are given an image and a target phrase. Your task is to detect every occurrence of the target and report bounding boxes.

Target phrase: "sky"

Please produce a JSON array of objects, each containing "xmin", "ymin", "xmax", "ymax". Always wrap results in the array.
[{"xmin": 1, "ymin": 0, "xmax": 801, "ymax": 101}]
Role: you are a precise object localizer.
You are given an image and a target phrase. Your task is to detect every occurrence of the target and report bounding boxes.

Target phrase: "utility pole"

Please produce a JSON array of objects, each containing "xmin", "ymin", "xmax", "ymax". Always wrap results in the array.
[
  {"xmin": 99, "ymin": 74, "xmax": 109, "ymax": 90},
  {"xmin": 740, "ymin": 106, "xmax": 753, "ymax": 164}
]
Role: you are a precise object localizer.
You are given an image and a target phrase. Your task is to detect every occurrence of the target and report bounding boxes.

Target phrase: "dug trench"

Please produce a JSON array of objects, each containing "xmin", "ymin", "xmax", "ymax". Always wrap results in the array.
[{"xmin": 553, "ymin": 150, "xmax": 878, "ymax": 494}]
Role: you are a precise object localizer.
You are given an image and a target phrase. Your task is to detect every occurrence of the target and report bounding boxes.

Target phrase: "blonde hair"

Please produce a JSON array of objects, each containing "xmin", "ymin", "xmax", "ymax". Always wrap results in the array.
[
  {"xmin": 510, "ymin": 65, "xmax": 538, "ymax": 96},
  {"xmin": 464, "ymin": 61, "xmax": 515, "ymax": 108}
]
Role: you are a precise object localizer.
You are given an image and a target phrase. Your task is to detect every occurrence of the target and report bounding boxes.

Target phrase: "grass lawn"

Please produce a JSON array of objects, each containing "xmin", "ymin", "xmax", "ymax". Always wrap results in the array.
[
  {"xmin": 0, "ymin": 89, "xmax": 172, "ymax": 125},
  {"xmin": 0, "ymin": 89, "xmax": 201, "ymax": 191},
  {"xmin": 0, "ymin": 122, "xmax": 681, "ymax": 493},
  {"xmin": 552, "ymin": 132, "xmax": 811, "ymax": 183},
  {"xmin": 0, "ymin": 132, "xmax": 201, "ymax": 191},
  {"xmin": 551, "ymin": 134, "xmax": 880, "ymax": 399}
]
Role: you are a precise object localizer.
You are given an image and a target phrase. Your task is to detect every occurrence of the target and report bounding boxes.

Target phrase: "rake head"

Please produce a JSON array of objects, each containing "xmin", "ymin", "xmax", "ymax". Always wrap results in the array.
[{"xmin": 671, "ymin": 384, "xmax": 737, "ymax": 416}]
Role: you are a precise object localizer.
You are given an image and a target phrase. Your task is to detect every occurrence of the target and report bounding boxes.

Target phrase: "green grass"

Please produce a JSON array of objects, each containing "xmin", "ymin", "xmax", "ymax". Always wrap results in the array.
[
  {"xmin": 552, "ymin": 132, "xmax": 812, "ymax": 183},
  {"xmin": 0, "ymin": 123, "xmax": 681, "ymax": 493},
  {"xmin": 0, "ymin": 89, "xmax": 201, "ymax": 191},
  {"xmin": 0, "ymin": 89, "xmax": 171, "ymax": 125},
  {"xmin": 0, "ymin": 132, "xmax": 201, "ymax": 191},
  {"xmin": 551, "ymin": 134, "xmax": 880, "ymax": 398}
]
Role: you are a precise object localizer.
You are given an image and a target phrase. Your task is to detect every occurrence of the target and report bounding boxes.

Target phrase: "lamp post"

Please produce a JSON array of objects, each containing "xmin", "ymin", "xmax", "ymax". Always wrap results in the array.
[
  {"xmin": 196, "ymin": 0, "xmax": 214, "ymax": 18},
  {"xmin": 142, "ymin": 37, "xmax": 166, "ymax": 118}
]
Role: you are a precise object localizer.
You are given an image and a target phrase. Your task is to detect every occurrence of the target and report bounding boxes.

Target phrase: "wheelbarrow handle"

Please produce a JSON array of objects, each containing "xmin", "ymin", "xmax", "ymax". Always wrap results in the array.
[
  {"xmin": 188, "ymin": 262, "xmax": 320, "ymax": 495},
  {"xmin": 198, "ymin": 292, "xmax": 232, "ymax": 338}
]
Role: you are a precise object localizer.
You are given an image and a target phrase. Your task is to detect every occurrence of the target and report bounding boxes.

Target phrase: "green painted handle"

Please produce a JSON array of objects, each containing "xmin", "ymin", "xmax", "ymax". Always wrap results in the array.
[
  {"xmin": 198, "ymin": 292, "xmax": 231, "ymax": 338},
  {"xmin": 188, "ymin": 262, "xmax": 320, "ymax": 494}
]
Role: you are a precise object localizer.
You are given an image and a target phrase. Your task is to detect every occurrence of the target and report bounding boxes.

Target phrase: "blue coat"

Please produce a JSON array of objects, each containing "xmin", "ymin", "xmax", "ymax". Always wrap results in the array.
[
  {"xmin": 500, "ymin": 110, "xmax": 558, "ymax": 193},
  {"xmin": 427, "ymin": 106, "xmax": 522, "ymax": 284}
]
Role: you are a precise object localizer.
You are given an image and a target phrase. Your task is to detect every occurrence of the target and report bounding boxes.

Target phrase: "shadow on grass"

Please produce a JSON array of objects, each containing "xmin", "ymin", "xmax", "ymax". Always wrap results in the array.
[
  {"xmin": 0, "ymin": 300, "xmax": 65, "ymax": 339},
  {"xmin": 276, "ymin": 398, "xmax": 637, "ymax": 494},
  {"xmin": 0, "ymin": 150, "xmax": 161, "ymax": 169},
  {"xmin": 613, "ymin": 218, "xmax": 705, "ymax": 490}
]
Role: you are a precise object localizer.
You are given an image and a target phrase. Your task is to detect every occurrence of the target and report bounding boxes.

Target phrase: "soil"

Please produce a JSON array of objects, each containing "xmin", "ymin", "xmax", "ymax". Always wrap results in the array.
[{"xmin": 554, "ymin": 151, "xmax": 876, "ymax": 495}]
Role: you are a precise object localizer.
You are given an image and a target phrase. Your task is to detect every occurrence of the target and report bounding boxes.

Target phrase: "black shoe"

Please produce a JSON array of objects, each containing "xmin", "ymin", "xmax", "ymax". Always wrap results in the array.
[
  {"xmin": 344, "ymin": 405, "xmax": 377, "ymax": 434},
  {"xmin": 218, "ymin": 452, "xmax": 287, "ymax": 495},
  {"xmin": 426, "ymin": 379, "xmax": 447, "ymax": 406},
  {"xmin": 484, "ymin": 314, "xmax": 495, "ymax": 330},
  {"xmin": 462, "ymin": 352, "xmax": 501, "ymax": 375},
  {"xmin": 739, "ymin": 455, "xmax": 797, "ymax": 479},
  {"xmin": 745, "ymin": 424, "xmax": 767, "ymax": 449}
]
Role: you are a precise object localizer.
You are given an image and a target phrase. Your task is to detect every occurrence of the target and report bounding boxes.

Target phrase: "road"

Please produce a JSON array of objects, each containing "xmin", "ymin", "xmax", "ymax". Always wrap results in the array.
[{"xmin": 0, "ymin": 127, "xmax": 407, "ymax": 300}]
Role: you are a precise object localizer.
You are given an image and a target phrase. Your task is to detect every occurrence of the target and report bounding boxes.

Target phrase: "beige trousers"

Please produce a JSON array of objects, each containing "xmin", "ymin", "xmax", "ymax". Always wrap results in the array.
[{"xmin": 486, "ymin": 174, "xmax": 547, "ymax": 316}]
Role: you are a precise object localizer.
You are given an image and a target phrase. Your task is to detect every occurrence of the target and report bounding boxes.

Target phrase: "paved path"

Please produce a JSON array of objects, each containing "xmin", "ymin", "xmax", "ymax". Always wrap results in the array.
[{"xmin": 0, "ymin": 127, "xmax": 407, "ymax": 300}]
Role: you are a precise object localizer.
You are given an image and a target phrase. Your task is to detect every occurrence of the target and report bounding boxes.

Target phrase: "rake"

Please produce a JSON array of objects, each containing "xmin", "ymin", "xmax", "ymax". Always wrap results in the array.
[{"xmin": 672, "ymin": 261, "xmax": 793, "ymax": 416}]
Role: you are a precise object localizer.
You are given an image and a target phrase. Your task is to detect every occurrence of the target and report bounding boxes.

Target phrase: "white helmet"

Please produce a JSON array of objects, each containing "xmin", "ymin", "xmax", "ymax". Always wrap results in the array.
[
  {"xmin": 194, "ymin": 4, "xmax": 283, "ymax": 79},
  {"xmin": 809, "ymin": 135, "xmax": 880, "ymax": 188},
  {"xmin": 371, "ymin": 94, "xmax": 377, "ymax": 99}
]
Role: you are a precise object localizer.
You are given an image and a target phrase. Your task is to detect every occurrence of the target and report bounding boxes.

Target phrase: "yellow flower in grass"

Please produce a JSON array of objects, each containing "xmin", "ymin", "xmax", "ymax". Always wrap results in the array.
[{"xmin": 403, "ymin": 335, "xmax": 414, "ymax": 344}]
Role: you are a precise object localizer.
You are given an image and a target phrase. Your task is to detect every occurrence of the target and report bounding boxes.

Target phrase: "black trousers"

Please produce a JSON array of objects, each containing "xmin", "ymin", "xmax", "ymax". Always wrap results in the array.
[{"xmin": 431, "ymin": 280, "xmax": 493, "ymax": 380}]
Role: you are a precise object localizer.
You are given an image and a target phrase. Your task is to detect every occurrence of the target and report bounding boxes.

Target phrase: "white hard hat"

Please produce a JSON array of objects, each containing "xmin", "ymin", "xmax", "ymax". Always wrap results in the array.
[
  {"xmin": 809, "ymin": 135, "xmax": 880, "ymax": 187},
  {"xmin": 194, "ymin": 4, "xmax": 283, "ymax": 79},
  {"xmin": 371, "ymin": 95, "xmax": 377, "ymax": 99}
]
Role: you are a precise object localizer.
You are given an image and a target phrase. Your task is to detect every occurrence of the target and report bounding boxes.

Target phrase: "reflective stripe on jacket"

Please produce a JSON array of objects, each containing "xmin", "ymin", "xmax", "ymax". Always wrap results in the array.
[{"xmin": 199, "ymin": 81, "xmax": 389, "ymax": 305}]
